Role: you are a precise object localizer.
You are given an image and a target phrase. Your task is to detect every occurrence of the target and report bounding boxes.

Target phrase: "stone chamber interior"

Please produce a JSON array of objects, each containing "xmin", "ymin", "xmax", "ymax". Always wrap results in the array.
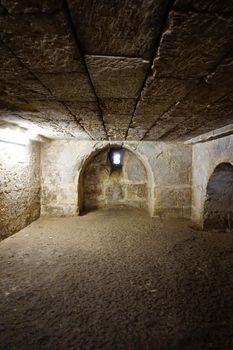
[
  {"xmin": 0, "ymin": 0, "xmax": 233, "ymax": 349},
  {"xmin": 81, "ymin": 147, "xmax": 149, "ymax": 213}
]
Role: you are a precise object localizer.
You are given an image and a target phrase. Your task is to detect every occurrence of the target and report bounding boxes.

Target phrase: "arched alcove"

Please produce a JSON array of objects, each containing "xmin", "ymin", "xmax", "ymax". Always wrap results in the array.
[
  {"xmin": 203, "ymin": 162, "xmax": 233, "ymax": 230},
  {"xmin": 78, "ymin": 145, "xmax": 152, "ymax": 215}
]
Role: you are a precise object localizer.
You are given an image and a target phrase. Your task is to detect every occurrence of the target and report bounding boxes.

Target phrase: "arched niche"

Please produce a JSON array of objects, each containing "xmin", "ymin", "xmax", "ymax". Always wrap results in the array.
[
  {"xmin": 78, "ymin": 144, "xmax": 153, "ymax": 215},
  {"xmin": 203, "ymin": 162, "xmax": 233, "ymax": 230}
]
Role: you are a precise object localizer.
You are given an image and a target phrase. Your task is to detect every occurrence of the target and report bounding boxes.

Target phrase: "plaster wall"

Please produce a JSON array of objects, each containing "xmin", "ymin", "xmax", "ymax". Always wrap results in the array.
[
  {"xmin": 0, "ymin": 140, "xmax": 41, "ymax": 240},
  {"xmin": 192, "ymin": 134, "xmax": 233, "ymax": 227},
  {"xmin": 41, "ymin": 140, "xmax": 192, "ymax": 218}
]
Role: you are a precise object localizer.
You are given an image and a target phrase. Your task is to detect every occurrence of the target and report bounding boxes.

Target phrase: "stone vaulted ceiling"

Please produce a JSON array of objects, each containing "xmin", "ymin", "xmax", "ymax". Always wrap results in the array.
[{"xmin": 0, "ymin": 0, "xmax": 233, "ymax": 141}]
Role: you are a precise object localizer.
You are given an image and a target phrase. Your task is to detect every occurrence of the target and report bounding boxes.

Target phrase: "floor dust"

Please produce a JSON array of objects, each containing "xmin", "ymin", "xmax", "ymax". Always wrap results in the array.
[{"xmin": 0, "ymin": 208, "xmax": 233, "ymax": 350}]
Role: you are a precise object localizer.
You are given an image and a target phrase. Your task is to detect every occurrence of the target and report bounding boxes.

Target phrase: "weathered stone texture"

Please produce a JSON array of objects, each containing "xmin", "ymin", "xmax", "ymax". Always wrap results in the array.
[
  {"xmin": 83, "ymin": 149, "xmax": 148, "ymax": 211},
  {"xmin": 203, "ymin": 163, "xmax": 233, "ymax": 230},
  {"xmin": 174, "ymin": 0, "xmax": 233, "ymax": 13},
  {"xmin": 127, "ymin": 78, "xmax": 194, "ymax": 140},
  {"xmin": 1, "ymin": 1, "xmax": 62, "ymax": 14},
  {"xmin": 0, "ymin": 13, "xmax": 82, "ymax": 74},
  {"xmin": 0, "ymin": 140, "xmax": 41, "ymax": 240},
  {"xmin": 153, "ymin": 11, "xmax": 233, "ymax": 79},
  {"xmin": 86, "ymin": 56, "xmax": 149, "ymax": 99},
  {"xmin": 192, "ymin": 134, "xmax": 233, "ymax": 227},
  {"xmin": 85, "ymin": 56, "xmax": 149, "ymax": 139},
  {"xmin": 127, "ymin": 9, "xmax": 233, "ymax": 141},
  {"xmin": 41, "ymin": 140, "xmax": 192, "ymax": 218},
  {"xmin": 67, "ymin": 0, "xmax": 169, "ymax": 59},
  {"xmin": 1, "ymin": 1, "xmax": 233, "ymax": 141},
  {"xmin": 0, "ymin": 7, "xmax": 106, "ymax": 140}
]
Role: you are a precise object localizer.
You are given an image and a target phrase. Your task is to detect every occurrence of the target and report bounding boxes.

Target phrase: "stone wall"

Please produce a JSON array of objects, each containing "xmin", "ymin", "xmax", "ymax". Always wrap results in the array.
[
  {"xmin": 192, "ymin": 134, "xmax": 233, "ymax": 228},
  {"xmin": 41, "ymin": 140, "xmax": 192, "ymax": 218},
  {"xmin": 204, "ymin": 163, "xmax": 233, "ymax": 230},
  {"xmin": 83, "ymin": 148, "xmax": 148, "ymax": 211},
  {"xmin": 0, "ymin": 140, "xmax": 41, "ymax": 240}
]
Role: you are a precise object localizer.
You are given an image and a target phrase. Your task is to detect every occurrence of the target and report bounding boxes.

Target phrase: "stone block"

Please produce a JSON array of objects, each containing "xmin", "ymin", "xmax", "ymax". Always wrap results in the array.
[
  {"xmin": 85, "ymin": 55, "xmax": 149, "ymax": 98},
  {"xmin": 125, "ymin": 154, "xmax": 147, "ymax": 181},
  {"xmin": 105, "ymin": 183, "xmax": 125, "ymax": 201},
  {"xmin": 155, "ymin": 186, "xmax": 191, "ymax": 209},
  {"xmin": 127, "ymin": 184, "xmax": 147, "ymax": 199}
]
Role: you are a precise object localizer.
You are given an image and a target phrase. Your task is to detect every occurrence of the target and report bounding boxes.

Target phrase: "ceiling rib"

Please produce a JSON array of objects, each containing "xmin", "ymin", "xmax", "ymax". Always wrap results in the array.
[
  {"xmin": 63, "ymin": 0, "xmax": 108, "ymax": 140},
  {"xmin": 146, "ymin": 47, "xmax": 233, "ymax": 141},
  {"xmin": 0, "ymin": 38, "xmax": 93, "ymax": 139},
  {"xmin": 125, "ymin": 0, "xmax": 176, "ymax": 140}
]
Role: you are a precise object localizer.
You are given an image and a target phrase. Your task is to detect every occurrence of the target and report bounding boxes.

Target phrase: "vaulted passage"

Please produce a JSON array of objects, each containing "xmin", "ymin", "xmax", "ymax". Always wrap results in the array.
[
  {"xmin": 82, "ymin": 148, "xmax": 149, "ymax": 213},
  {"xmin": 204, "ymin": 163, "xmax": 233, "ymax": 230}
]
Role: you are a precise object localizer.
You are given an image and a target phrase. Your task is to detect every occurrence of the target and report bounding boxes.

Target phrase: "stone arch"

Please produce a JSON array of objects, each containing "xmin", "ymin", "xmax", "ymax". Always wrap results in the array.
[
  {"xmin": 203, "ymin": 162, "xmax": 233, "ymax": 230},
  {"xmin": 77, "ymin": 143, "xmax": 154, "ymax": 215}
]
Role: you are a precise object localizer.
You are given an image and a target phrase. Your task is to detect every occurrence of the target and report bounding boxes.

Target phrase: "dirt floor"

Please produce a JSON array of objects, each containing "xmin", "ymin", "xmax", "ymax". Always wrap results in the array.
[{"xmin": 0, "ymin": 208, "xmax": 233, "ymax": 350}]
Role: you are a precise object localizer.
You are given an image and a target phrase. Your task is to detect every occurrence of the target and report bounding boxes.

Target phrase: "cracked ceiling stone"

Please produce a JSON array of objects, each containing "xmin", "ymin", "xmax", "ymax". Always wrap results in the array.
[{"xmin": 152, "ymin": 11, "xmax": 233, "ymax": 79}]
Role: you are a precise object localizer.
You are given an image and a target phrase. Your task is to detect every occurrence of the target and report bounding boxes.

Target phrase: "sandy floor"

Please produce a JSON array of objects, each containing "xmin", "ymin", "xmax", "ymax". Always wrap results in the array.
[{"xmin": 0, "ymin": 208, "xmax": 233, "ymax": 350}]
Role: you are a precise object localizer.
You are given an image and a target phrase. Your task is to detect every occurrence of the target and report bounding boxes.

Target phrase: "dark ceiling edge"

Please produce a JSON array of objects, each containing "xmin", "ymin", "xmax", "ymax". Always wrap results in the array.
[
  {"xmin": 142, "ymin": 45, "xmax": 233, "ymax": 141},
  {"xmin": 157, "ymin": 94, "xmax": 231, "ymax": 141},
  {"xmin": 125, "ymin": 0, "xmax": 176, "ymax": 141},
  {"xmin": 173, "ymin": 5, "xmax": 233, "ymax": 17},
  {"xmin": 0, "ymin": 39, "xmax": 92, "ymax": 139},
  {"xmin": 63, "ymin": 0, "xmax": 109, "ymax": 140}
]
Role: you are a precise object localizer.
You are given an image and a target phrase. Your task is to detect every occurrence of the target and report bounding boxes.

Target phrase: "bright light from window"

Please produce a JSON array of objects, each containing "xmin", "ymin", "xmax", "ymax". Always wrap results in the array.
[
  {"xmin": 0, "ymin": 126, "xmax": 38, "ymax": 145},
  {"xmin": 113, "ymin": 152, "xmax": 121, "ymax": 165},
  {"xmin": 26, "ymin": 129, "xmax": 38, "ymax": 140},
  {"xmin": 108, "ymin": 148, "xmax": 124, "ymax": 169}
]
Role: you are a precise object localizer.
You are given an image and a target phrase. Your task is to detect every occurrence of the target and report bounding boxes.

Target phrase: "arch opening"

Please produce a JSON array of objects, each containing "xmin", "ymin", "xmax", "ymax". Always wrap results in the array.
[
  {"xmin": 78, "ymin": 145, "xmax": 151, "ymax": 215},
  {"xmin": 204, "ymin": 162, "xmax": 233, "ymax": 230}
]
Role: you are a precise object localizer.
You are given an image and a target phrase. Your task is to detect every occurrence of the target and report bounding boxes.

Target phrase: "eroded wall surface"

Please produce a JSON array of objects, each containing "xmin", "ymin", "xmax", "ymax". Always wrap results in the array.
[
  {"xmin": 0, "ymin": 141, "xmax": 41, "ymax": 240},
  {"xmin": 83, "ymin": 149, "xmax": 148, "ymax": 211},
  {"xmin": 192, "ymin": 135, "xmax": 233, "ymax": 227},
  {"xmin": 41, "ymin": 140, "xmax": 192, "ymax": 218},
  {"xmin": 204, "ymin": 163, "xmax": 233, "ymax": 229}
]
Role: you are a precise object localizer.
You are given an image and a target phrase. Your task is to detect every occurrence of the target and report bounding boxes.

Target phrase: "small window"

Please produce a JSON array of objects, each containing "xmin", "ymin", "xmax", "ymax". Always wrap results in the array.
[{"xmin": 108, "ymin": 148, "xmax": 124, "ymax": 170}]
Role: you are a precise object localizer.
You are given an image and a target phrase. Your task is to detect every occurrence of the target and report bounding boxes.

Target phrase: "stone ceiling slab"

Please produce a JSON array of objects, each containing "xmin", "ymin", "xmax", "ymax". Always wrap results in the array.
[
  {"xmin": 100, "ymin": 98, "xmax": 135, "ymax": 116},
  {"xmin": 127, "ymin": 78, "xmax": 195, "ymax": 140},
  {"xmin": 161, "ymin": 96, "xmax": 233, "ymax": 141},
  {"xmin": 104, "ymin": 115, "xmax": 132, "ymax": 141},
  {"xmin": 86, "ymin": 56, "xmax": 149, "ymax": 99},
  {"xmin": 143, "ymin": 114, "xmax": 186, "ymax": 141},
  {"xmin": 0, "ymin": 13, "xmax": 83, "ymax": 74},
  {"xmin": 28, "ymin": 101, "xmax": 75, "ymax": 122},
  {"xmin": 98, "ymin": 99, "xmax": 135, "ymax": 140},
  {"xmin": 174, "ymin": 0, "xmax": 233, "ymax": 13},
  {"xmin": 38, "ymin": 73, "xmax": 96, "ymax": 102},
  {"xmin": 0, "ymin": 1, "xmax": 232, "ymax": 141},
  {"xmin": 0, "ymin": 42, "xmax": 51, "ymax": 101},
  {"xmin": 65, "ymin": 101, "xmax": 107, "ymax": 140},
  {"xmin": 1, "ymin": 0, "xmax": 61, "ymax": 14},
  {"xmin": 0, "ymin": 7, "xmax": 102, "ymax": 138},
  {"xmin": 153, "ymin": 11, "xmax": 233, "ymax": 79},
  {"xmin": 67, "ymin": 0, "xmax": 169, "ymax": 59}
]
